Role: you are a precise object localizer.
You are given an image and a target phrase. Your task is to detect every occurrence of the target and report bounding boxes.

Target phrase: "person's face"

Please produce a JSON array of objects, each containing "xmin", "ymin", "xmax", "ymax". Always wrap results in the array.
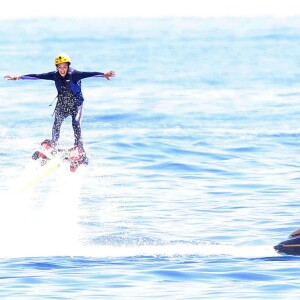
[{"xmin": 57, "ymin": 63, "xmax": 69, "ymax": 77}]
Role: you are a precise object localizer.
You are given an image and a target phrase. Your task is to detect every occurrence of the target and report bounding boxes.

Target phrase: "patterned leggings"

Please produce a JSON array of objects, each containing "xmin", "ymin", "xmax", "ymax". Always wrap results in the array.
[{"xmin": 52, "ymin": 104, "xmax": 84, "ymax": 147}]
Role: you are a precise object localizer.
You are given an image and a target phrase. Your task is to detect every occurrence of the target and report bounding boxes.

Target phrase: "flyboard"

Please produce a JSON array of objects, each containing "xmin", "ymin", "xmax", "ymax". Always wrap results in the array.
[
  {"xmin": 20, "ymin": 139, "xmax": 88, "ymax": 191},
  {"xmin": 274, "ymin": 228, "xmax": 300, "ymax": 255}
]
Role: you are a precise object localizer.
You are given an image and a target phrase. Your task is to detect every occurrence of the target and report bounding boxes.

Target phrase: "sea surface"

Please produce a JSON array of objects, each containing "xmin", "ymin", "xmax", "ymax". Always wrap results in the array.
[{"xmin": 1, "ymin": 17, "xmax": 300, "ymax": 299}]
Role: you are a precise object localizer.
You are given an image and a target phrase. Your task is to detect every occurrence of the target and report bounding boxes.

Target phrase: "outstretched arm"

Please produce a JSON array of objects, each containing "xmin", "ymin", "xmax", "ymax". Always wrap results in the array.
[
  {"xmin": 73, "ymin": 70, "xmax": 116, "ymax": 81},
  {"xmin": 4, "ymin": 72, "xmax": 55, "ymax": 81}
]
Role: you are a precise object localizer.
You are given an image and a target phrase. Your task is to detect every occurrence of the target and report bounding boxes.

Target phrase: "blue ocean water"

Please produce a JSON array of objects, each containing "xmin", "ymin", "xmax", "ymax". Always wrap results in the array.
[{"xmin": 1, "ymin": 17, "xmax": 300, "ymax": 298}]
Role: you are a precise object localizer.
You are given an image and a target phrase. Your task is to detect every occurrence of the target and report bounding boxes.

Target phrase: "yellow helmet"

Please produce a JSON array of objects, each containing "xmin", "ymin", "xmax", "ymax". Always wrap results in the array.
[{"xmin": 55, "ymin": 53, "xmax": 71, "ymax": 65}]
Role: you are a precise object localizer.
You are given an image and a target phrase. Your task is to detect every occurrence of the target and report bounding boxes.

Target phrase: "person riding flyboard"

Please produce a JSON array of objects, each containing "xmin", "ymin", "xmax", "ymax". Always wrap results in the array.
[{"xmin": 4, "ymin": 53, "xmax": 116, "ymax": 171}]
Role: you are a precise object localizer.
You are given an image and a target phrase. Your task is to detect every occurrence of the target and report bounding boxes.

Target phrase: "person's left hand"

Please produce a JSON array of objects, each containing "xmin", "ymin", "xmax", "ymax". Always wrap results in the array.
[{"xmin": 104, "ymin": 71, "xmax": 116, "ymax": 80}]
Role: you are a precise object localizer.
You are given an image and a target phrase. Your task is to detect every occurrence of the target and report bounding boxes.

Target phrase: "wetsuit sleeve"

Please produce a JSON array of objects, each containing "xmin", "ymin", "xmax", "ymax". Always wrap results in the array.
[
  {"xmin": 20, "ymin": 72, "xmax": 56, "ymax": 80},
  {"xmin": 72, "ymin": 71, "xmax": 105, "ymax": 82}
]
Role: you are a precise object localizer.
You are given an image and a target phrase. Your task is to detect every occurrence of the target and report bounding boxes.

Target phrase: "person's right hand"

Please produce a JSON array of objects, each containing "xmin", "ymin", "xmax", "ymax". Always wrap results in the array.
[{"xmin": 4, "ymin": 75, "xmax": 18, "ymax": 80}]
